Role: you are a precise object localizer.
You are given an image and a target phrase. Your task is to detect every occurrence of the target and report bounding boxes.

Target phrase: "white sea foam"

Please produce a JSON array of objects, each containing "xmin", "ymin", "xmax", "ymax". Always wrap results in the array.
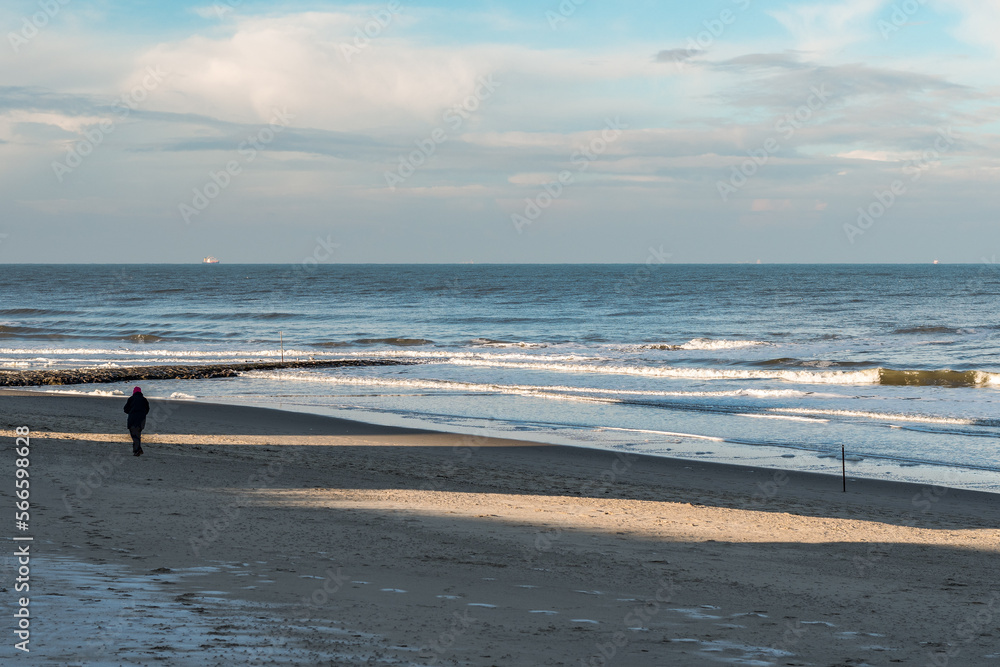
[
  {"xmin": 448, "ymin": 358, "xmax": 882, "ymax": 384},
  {"xmin": 470, "ymin": 338, "xmax": 547, "ymax": 349},
  {"xmin": 600, "ymin": 427, "xmax": 726, "ymax": 442},
  {"xmin": 0, "ymin": 346, "xmax": 595, "ymax": 364},
  {"xmin": 679, "ymin": 338, "xmax": 770, "ymax": 350},
  {"xmin": 736, "ymin": 413, "xmax": 830, "ymax": 423},
  {"xmin": 238, "ymin": 371, "xmax": 829, "ymax": 401},
  {"xmin": 38, "ymin": 388, "xmax": 126, "ymax": 397},
  {"xmin": 771, "ymin": 407, "xmax": 976, "ymax": 426},
  {"xmin": 345, "ymin": 349, "xmax": 594, "ymax": 362}
]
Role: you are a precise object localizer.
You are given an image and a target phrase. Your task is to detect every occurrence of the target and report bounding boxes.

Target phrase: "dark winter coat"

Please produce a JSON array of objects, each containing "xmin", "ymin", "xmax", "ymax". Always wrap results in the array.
[{"xmin": 124, "ymin": 393, "xmax": 150, "ymax": 430}]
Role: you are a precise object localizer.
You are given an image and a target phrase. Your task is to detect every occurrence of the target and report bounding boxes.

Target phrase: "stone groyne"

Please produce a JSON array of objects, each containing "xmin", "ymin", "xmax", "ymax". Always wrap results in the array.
[{"xmin": 0, "ymin": 359, "xmax": 413, "ymax": 387}]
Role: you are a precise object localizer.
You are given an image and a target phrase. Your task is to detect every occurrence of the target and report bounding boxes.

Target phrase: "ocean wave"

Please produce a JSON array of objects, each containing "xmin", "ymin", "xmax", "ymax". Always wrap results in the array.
[
  {"xmin": 341, "ymin": 349, "xmax": 595, "ymax": 362},
  {"xmin": 124, "ymin": 334, "xmax": 168, "ymax": 343},
  {"xmin": 893, "ymin": 326, "xmax": 965, "ymax": 335},
  {"xmin": 470, "ymin": 338, "xmax": 546, "ymax": 348},
  {"xmin": 354, "ymin": 338, "xmax": 435, "ymax": 346},
  {"xmin": 448, "ymin": 358, "xmax": 882, "ymax": 384},
  {"xmin": 736, "ymin": 413, "xmax": 830, "ymax": 423},
  {"xmin": 0, "ymin": 308, "xmax": 77, "ymax": 316},
  {"xmin": 0, "ymin": 346, "xmax": 591, "ymax": 364},
  {"xmin": 599, "ymin": 427, "xmax": 726, "ymax": 442},
  {"xmin": 0, "ymin": 347, "xmax": 336, "ymax": 359},
  {"xmin": 447, "ymin": 359, "xmax": 1000, "ymax": 387},
  {"xmin": 0, "ymin": 325, "xmax": 65, "ymax": 337},
  {"xmin": 38, "ymin": 388, "xmax": 126, "ymax": 397},
  {"xmin": 165, "ymin": 311, "xmax": 305, "ymax": 321},
  {"xmin": 878, "ymin": 368, "xmax": 1000, "ymax": 387},
  {"xmin": 750, "ymin": 358, "xmax": 873, "ymax": 369},
  {"xmin": 771, "ymin": 407, "xmax": 984, "ymax": 426},
  {"xmin": 642, "ymin": 338, "xmax": 769, "ymax": 351},
  {"xmin": 238, "ymin": 371, "xmax": 828, "ymax": 400}
]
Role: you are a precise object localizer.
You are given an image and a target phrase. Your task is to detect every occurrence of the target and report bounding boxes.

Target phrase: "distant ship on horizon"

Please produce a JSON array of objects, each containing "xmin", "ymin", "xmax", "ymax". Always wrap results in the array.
[{"xmin": 202, "ymin": 256, "xmax": 220, "ymax": 264}]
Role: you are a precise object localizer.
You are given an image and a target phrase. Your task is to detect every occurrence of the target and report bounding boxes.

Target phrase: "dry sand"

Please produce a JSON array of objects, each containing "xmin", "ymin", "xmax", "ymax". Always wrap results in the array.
[{"xmin": 1, "ymin": 390, "xmax": 998, "ymax": 666}]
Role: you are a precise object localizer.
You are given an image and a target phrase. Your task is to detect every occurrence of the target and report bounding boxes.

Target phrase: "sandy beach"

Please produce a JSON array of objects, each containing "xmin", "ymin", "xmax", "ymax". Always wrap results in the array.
[{"xmin": 2, "ymin": 389, "xmax": 999, "ymax": 666}]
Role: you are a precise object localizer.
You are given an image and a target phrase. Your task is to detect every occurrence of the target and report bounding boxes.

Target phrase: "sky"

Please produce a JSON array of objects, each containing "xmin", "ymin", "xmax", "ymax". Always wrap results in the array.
[{"xmin": 1, "ymin": 0, "xmax": 999, "ymax": 263}]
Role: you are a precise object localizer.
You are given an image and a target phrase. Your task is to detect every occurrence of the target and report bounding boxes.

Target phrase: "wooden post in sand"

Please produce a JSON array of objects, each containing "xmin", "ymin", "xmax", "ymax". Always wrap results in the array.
[
  {"xmin": 280, "ymin": 331, "xmax": 284, "ymax": 364},
  {"xmin": 841, "ymin": 444, "xmax": 846, "ymax": 492}
]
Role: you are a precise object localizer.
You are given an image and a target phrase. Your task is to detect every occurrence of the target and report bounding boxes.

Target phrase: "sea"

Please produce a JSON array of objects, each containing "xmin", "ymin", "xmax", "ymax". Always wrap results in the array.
[{"xmin": 3, "ymin": 264, "xmax": 1000, "ymax": 492}]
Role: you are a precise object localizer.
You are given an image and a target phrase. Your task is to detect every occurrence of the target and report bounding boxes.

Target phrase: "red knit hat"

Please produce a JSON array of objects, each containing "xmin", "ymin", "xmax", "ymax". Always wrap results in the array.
[{"xmin": 133, "ymin": 386, "xmax": 142, "ymax": 394}]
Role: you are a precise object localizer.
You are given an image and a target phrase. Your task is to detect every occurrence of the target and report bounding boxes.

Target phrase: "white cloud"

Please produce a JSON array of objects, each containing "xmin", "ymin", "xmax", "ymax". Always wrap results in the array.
[
  {"xmin": 131, "ymin": 12, "xmax": 501, "ymax": 132},
  {"xmin": 769, "ymin": 0, "xmax": 889, "ymax": 53},
  {"xmin": 507, "ymin": 172, "xmax": 561, "ymax": 186},
  {"xmin": 937, "ymin": 0, "xmax": 1000, "ymax": 54},
  {"xmin": 0, "ymin": 111, "xmax": 107, "ymax": 138},
  {"xmin": 834, "ymin": 149, "xmax": 907, "ymax": 161}
]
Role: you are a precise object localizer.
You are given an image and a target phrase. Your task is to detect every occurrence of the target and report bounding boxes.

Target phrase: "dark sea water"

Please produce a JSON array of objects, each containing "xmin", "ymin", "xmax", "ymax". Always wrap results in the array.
[{"xmin": 3, "ymin": 264, "xmax": 1000, "ymax": 491}]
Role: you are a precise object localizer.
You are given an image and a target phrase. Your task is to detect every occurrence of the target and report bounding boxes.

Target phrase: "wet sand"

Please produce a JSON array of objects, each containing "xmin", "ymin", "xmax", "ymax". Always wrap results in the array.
[{"xmin": 2, "ymin": 390, "xmax": 998, "ymax": 665}]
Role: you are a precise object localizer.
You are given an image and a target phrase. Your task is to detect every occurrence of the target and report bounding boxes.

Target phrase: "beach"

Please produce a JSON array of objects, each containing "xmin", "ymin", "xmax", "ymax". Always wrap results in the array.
[{"xmin": 3, "ymin": 390, "xmax": 998, "ymax": 666}]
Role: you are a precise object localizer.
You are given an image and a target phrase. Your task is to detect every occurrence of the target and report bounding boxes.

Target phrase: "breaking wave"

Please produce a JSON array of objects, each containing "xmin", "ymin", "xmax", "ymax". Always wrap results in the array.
[
  {"xmin": 446, "ymin": 359, "xmax": 1000, "ymax": 387},
  {"xmin": 770, "ymin": 407, "xmax": 991, "ymax": 426},
  {"xmin": 354, "ymin": 338, "xmax": 435, "ymax": 346},
  {"xmin": 892, "ymin": 326, "xmax": 965, "ymax": 335},
  {"xmin": 238, "ymin": 370, "xmax": 825, "ymax": 400},
  {"xmin": 642, "ymin": 339, "xmax": 770, "ymax": 351}
]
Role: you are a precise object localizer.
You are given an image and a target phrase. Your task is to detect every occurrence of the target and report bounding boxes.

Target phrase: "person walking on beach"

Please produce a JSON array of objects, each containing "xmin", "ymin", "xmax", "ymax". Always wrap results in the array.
[{"xmin": 124, "ymin": 386, "xmax": 150, "ymax": 456}]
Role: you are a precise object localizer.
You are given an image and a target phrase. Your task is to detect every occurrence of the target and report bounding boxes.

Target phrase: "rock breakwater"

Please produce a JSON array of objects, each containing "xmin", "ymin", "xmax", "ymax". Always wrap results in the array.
[{"xmin": 0, "ymin": 359, "xmax": 413, "ymax": 387}]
